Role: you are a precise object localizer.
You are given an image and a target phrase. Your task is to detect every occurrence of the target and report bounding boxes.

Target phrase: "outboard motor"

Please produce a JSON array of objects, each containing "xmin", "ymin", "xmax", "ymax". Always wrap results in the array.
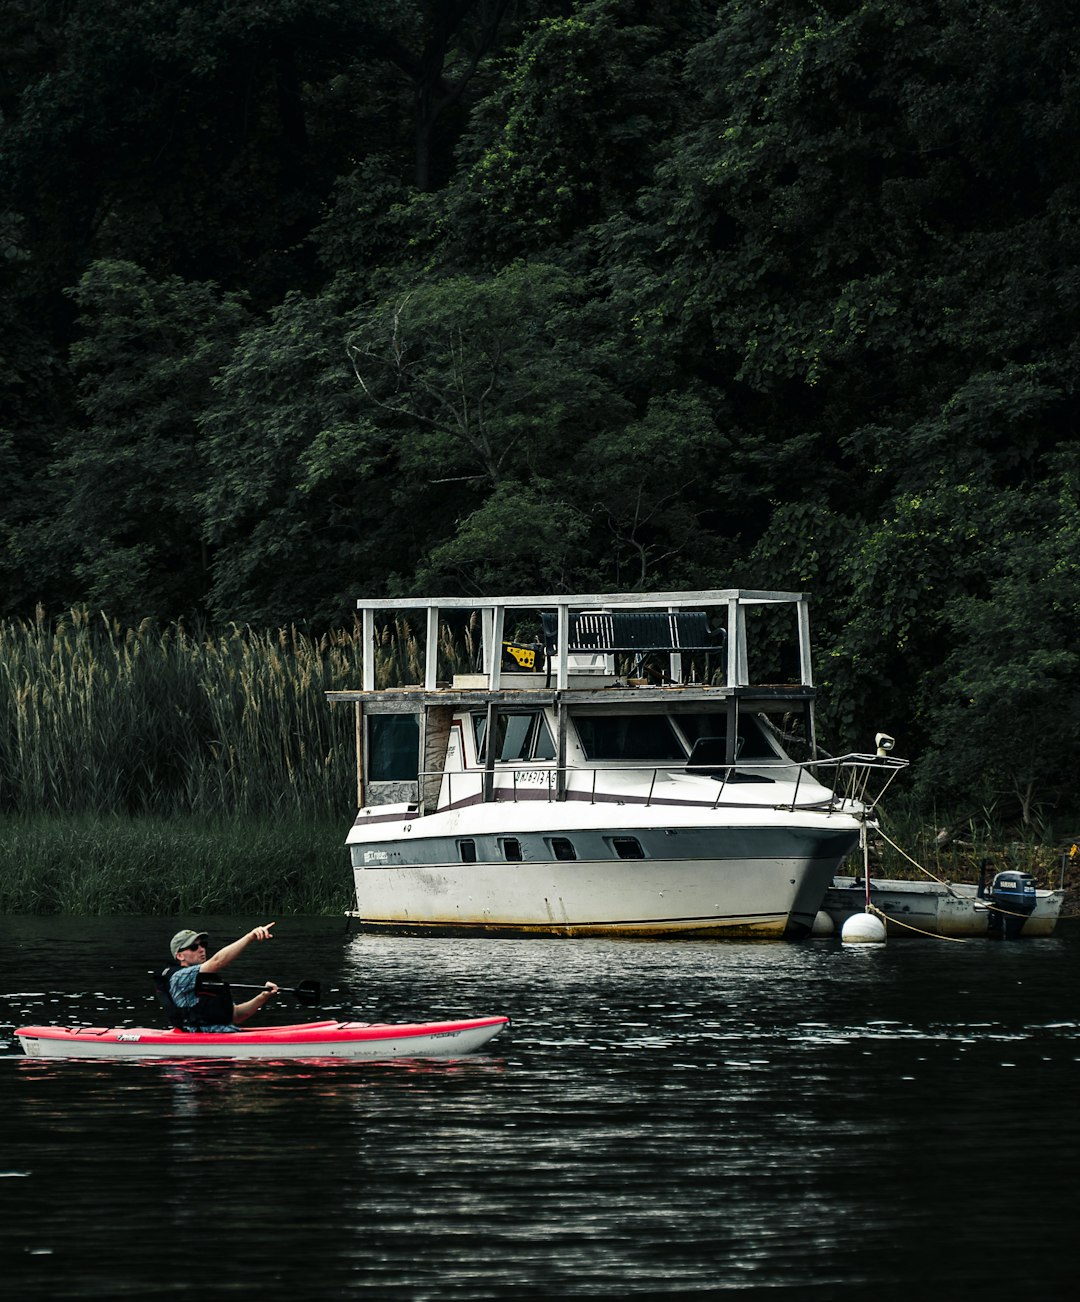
[{"xmin": 987, "ymin": 871, "xmax": 1037, "ymax": 939}]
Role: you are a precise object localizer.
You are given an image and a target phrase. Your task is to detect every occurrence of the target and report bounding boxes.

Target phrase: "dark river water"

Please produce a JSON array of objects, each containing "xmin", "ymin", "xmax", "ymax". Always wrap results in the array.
[{"xmin": 2, "ymin": 914, "xmax": 1079, "ymax": 1300}]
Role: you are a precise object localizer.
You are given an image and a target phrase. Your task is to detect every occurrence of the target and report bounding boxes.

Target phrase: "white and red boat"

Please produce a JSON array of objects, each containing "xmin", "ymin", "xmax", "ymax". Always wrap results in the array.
[{"xmin": 15, "ymin": 1015, "xmax": 510, "ymax": 1061}]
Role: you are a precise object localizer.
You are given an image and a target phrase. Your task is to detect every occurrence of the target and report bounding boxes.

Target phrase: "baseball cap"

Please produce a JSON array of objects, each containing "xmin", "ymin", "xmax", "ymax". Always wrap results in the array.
[{"xmin": 169, "ymin": 928, "xmax": 208, "ymax": 956}]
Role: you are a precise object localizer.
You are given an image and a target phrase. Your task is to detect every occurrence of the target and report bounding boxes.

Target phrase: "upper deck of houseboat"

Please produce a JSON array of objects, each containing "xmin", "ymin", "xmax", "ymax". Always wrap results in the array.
[
  {"xmin": 326, "ymin": 589, "xmax": 905, "ymax": 830},
  {"xmin": 325, "ymin": 588, "xmax": 817, "ymax": 712}
]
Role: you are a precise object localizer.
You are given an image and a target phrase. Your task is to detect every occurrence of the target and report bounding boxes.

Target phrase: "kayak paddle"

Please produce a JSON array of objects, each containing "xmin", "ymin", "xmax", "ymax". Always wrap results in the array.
[{"xmin": 231, "ymin": 980, "xmax": 322, "ymax": 1008}]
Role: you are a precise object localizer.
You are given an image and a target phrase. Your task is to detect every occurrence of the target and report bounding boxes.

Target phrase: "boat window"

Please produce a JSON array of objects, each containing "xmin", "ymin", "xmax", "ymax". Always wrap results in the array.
[
  {"xmin": 531, "ymin": 716, "xmax": 556, "ymax": 760},
  {"xmin": 673, "ymin": 712, "xmax": 778, "ymax": 760},
  {"xmin": 474, "ymin": 712, "xmax": 556, "ymax": 762},
  {"xmin": 573, "ymin": 714, "xmax": 685, "ymax": 761},
  {"xmin": 548, "ymin": 837, "xmax": 576, "ymax": 861},
  {"xmin": 686, "ymin": 737, "xmax": 730, "ymax": 774},
  {"xmin": 610, "ymin": 836, "xmax": 645, "ymax": 859},
  {"xmin": 500, "ymin": 837, "xmax": 523, "ymax": 862},
  {"xmin": 367, "ymin": 713, "xmax": 420, "ymax": 781},
  {"xmin": 498, "ymin": 714, "xmax": 533, "ymax": 761},
  {"xmin": 458, "ymin": 839, "xmax": 477, "ymax": 863},
  {"xmin": 674, "ymin": 713, "xmax": 722, "ymax": 747}
]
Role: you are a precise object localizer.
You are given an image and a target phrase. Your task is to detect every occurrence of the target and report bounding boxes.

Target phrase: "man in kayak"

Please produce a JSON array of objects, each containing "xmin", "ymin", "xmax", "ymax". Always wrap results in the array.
[{"xmin": 160, "ymin": 923, "xmax": 281, "ymax": 1032}]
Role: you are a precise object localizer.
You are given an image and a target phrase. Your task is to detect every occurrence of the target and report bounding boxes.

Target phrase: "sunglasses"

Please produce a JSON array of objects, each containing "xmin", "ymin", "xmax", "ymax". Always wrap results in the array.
[{"xmin": 184, "ymin": 939, "xmax": 208, "ymax": 951}]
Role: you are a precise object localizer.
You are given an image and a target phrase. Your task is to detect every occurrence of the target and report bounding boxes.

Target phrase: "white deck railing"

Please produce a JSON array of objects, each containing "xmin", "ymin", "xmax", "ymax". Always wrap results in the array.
[{"xmin": 420, "ymin": 753, "xmax": 907, "ymax": 816}]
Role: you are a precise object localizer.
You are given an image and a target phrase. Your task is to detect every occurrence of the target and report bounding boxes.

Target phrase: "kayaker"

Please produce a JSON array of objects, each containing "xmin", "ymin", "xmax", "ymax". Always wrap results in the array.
[{"xmin": 161, "ymin": 923, "xmax": 280, "ymax": 1032}]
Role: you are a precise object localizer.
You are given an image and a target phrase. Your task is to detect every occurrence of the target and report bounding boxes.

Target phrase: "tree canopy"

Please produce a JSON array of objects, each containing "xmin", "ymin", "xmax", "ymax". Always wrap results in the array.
[{"xmin": 2, "ymin": 0, "xmax": 1078, "ymax": 825}]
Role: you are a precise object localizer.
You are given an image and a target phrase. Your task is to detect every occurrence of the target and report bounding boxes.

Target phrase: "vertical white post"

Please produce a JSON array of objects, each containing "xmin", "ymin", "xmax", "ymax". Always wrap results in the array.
[
  {"xmin": 726, "ymin": 598, "xmax": 739, "ymax": 686},
  {"xmin": 425, "ymin": 604, "xmax": 439, "ymax": 690},
  {"xmin": 797, "ymin": 598, "xmax": 814, "ymax": 686},
  {"xmin": 490, "ymin": 603, "xmax": 505, "ymax": 690},
  {"xmin": 556, "ymin": 605, "xmax": 569, "ymax": 690},
  {"xmin": 667, "ymin": 604, "xmax": 683, "ymax": 683},
  {"xmin": 481, "ymin": 606, "xmax": 495, "ymax": 680},
  {"xmin": 362, "ymin": 606, "xmax": 375, "ymax": 692}
]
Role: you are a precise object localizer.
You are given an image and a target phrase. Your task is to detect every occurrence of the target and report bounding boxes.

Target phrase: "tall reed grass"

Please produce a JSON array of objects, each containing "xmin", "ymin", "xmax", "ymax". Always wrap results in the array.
[
  {"xmin": 0, "ymin": 608, "xmax": 474, "ymax": 912},
  {"xmin": 0, "ymin": 606, "xmax": 467, "ymax": 820}
]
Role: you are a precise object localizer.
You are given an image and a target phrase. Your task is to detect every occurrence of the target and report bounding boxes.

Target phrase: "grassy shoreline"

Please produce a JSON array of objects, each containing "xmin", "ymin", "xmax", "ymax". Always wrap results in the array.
[
  {"xmin": 866, "ymin": 804, "xmax": 1079, "ymax": 913},
  {"xmin": 0, "ymin": 812, "xmax": 353, "ymax": 915},
  {"xmin": 1, "ymin": 810, "xmax": 1074, "ymax": 918}
]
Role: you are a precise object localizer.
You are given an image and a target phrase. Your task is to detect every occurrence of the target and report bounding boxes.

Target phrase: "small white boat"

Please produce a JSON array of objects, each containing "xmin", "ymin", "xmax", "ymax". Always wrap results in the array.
[
  {"xmin": 15, "ymin": 1015, "xmax": 510, "ymax": 1060},
  {"xmin": 822, "ymin": 872, "xmax": 1066, "ymax": 938},
  {"xmin": 327, "ymin": 589, "xmax": 907, "ymax": 939}
]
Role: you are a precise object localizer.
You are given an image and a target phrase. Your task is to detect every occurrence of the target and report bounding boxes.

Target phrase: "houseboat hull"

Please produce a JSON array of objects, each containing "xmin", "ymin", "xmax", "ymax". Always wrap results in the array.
[
  {"xmin": 822, "ymin": 876, "xmax": 1065, "ymax": 938},
  {"xmin": 348, "ymin": 805, "xmax": 862, "ymax": 939}
]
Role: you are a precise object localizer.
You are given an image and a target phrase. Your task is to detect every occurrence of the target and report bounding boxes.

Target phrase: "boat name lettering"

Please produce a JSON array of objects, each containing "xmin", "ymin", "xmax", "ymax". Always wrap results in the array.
[
  {"xmin": 116, "ymin": 1033, "xmax": 142, "ymax": 1042},
  {"xmin": 513, "ymin": 770, "xmax": 553, "ymax": 786},
  {"xmin": 364, "ymin": 850, "xmax": 390, "ymax": 864}
]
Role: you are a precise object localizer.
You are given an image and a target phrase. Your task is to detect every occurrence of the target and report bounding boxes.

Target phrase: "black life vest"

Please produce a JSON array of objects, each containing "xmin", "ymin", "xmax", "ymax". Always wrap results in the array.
[{"xmin": 153, "ymin": 964, "xmax": 235, "ymax": 1029}]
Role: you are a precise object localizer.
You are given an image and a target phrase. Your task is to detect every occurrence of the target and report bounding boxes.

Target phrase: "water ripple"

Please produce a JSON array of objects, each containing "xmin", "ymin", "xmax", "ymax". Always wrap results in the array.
[{"xmin": 2, "ymin": 916, "xmax": 1080, "ymax": 1299}]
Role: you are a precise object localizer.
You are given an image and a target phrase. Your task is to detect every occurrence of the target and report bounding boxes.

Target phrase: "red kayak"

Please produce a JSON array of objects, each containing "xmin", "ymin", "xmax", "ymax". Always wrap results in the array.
[{"xmin": 16, "ymin": 1015, "xmax": 510, "ymax": 1061}]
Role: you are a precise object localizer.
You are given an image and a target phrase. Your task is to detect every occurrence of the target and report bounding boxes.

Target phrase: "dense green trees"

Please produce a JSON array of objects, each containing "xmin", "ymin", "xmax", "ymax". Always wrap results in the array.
[{"xmin": 1, "ymin": 0, "xmax": 1077, "ymax": 827}]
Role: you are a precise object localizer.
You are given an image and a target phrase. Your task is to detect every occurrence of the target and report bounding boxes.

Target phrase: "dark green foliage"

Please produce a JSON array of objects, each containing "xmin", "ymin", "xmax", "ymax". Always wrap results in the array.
[
  {"xmin": 46, "ymin": 261, "xmax": 251, "ymax": 621},
  {"xmin": 445, "ymin": 1, "xmax": 691, "ymax": 259},
  {"xmin": 1, "ymin": 0, "xmax": 1078, "ymax": 831},
  {"xmin": 0, "ymin": 812, "xmax": 351, "ymax": 914},
  {"xmin": 196, "ymin": 276, "xmax": 381, "ymax": 626},
  {"xmin": 920, "ymin": 466, "xmax": 1080, "ymax": 828}
]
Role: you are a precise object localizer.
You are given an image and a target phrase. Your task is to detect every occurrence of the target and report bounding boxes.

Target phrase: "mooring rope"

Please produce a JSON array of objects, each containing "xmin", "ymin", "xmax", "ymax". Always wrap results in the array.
[
  {"xmin": 872, "ymin": 825, "xmax": 1036, "ymax": 924},
  {"xmin": 874, "ymin": 825, "xmax": 957, "ymax": 891},
  {"xmin": 865, "ymin": 901, "xmax": 969, "ymax": 942}
]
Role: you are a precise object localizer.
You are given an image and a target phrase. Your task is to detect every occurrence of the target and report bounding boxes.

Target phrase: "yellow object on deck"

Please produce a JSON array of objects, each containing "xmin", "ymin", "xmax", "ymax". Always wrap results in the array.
[{"xmin": 502, "ymin": 642, "xmax": 539, "ymax": 671}]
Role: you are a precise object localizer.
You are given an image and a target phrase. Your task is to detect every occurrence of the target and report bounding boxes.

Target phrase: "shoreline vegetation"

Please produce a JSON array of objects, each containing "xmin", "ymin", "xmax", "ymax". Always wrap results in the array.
[
  {"xmin": 0, "ymin": 608, "xmax": 1075, "ymax": 916},
  {"xmin": 0, "ymin": 812, "xmax": 350, "ymax": 915},
  {"xmin": 1, "ymin": 808, "xmax": 1073, "ymax": 918}
]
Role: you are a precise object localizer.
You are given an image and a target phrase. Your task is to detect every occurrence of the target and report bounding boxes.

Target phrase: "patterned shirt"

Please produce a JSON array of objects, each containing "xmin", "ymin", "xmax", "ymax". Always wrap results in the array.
[{"xmin": 169, "ymin": 964, "xmax": 239, "ymax": 1033}]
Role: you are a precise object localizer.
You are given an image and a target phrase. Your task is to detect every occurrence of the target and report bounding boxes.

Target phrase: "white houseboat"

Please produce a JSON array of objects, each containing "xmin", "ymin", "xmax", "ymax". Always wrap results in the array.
[{"xmin": 328, "ymin": 590, "xmax": 906, "ymax": 939}]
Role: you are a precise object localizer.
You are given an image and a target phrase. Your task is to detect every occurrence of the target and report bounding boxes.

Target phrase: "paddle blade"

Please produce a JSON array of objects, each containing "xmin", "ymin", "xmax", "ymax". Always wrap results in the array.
[{"xmin": 293, "ymin": 980, "xmax": 322, "ymax": 1007}]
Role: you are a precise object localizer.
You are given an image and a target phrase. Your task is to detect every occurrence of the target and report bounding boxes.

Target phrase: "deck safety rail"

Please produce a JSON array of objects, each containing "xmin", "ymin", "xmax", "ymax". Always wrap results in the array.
[{"xmin": 418, "ymin": 753, "xmax": 907, "ymax": 816}]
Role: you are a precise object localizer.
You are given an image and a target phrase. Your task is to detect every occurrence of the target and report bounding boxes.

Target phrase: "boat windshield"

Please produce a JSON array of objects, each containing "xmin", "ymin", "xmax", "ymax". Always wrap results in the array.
[
  {"xmin": 571, "ymin": 711, "xmax": 786, "ymax": 764},
  {"xmin": 573, "ymin": 714, "xmax": 686, "ymax": 761}
]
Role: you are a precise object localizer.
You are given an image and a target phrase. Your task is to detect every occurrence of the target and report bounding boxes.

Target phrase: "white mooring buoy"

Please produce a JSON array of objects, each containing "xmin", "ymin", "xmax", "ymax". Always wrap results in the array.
[
  {"xmin": 811, "ymin": 910, "xmax": 835, "ymax": 937},
  {"xmin": 841, "ymin": 911, "xmax": 887, "ymax": 945}
]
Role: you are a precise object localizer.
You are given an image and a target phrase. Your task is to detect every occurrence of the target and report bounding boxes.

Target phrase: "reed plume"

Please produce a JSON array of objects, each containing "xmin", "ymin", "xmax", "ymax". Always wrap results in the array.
[
  {"xmin": 0, "ymin": 609, "xmax": 358, "ymax": 818},
  {"xmin": 0, "ymin": 607, "xmax": 475, "ymax": 819}
]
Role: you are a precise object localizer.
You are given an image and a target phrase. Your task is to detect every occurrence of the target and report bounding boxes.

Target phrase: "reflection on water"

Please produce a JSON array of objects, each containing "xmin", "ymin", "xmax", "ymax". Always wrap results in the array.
[{"xmin": 2, "ymin": 915, "xmax": 1080, "ymax": 1299}]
